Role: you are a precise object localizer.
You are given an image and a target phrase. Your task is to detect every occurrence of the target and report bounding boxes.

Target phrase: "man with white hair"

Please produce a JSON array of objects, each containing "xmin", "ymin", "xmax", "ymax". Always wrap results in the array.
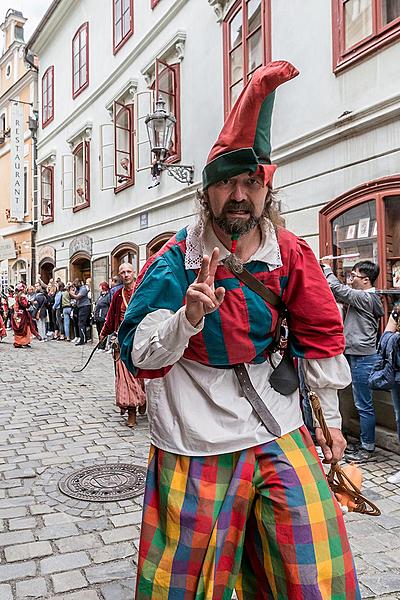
[{"xmin": 101, "ymin": 263, "xmax": 146, "ymax": 427}]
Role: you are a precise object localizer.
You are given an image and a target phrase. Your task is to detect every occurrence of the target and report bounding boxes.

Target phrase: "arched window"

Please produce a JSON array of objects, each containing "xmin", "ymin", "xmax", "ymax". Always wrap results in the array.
[
  {"xmin": 319, "ymin": 175, "xmax": 400, "ymax": 317},
  {"xmin": 146, "ymin": 232, "xmax": 175, "ymax": 258},
  {"xmin": 111, "ymin": 242, "xmax": 139, "ymax": 275}
]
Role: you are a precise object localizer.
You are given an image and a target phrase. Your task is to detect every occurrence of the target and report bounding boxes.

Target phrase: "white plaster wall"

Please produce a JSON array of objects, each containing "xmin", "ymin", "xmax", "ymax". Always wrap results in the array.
[{"xmin": 34, "ymin": 0, "xmax": 400, "ymax": 271}]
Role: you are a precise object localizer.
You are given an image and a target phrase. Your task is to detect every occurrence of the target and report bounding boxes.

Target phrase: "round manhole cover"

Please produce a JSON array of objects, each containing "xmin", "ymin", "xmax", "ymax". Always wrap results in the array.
[{"xmin": 58, "ymin": 463, "xmax": 147, "ymax": 502}]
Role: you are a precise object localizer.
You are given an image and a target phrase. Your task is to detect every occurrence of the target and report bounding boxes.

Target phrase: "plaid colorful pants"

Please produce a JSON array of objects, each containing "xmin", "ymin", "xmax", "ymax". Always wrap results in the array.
[{"xmin": 135, "ymin": 426, "xmax": 360, "ymax": 600}]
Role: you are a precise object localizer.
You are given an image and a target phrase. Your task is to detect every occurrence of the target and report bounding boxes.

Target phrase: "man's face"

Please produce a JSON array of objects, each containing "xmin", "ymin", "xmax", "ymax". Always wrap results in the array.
[
  {"xmin": 119, "ymin": 265, "xmax": 135, "ymax": 286},
  {"xmin": 206, "ymin": 172, "xmax": 267, "ymax": 235},
  {"xmin": 350, "ymin": 268, "xmax": 370, "ymax": 290}
]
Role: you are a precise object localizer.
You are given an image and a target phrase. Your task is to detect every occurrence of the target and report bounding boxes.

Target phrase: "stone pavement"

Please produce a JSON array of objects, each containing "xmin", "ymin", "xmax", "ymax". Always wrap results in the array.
[{"xmin": 2, "ymin": 336, "xmax": 400, "ymax": 598}]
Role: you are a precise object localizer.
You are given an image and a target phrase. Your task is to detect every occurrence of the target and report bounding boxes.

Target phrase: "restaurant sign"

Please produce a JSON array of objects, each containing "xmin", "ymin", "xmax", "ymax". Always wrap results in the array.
[{"xmin": 10, "ymin": 103, "xmax": 25, "ymax": 222}]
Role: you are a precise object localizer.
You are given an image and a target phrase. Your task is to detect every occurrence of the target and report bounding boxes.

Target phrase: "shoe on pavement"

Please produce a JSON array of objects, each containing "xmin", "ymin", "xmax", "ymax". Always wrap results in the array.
[
  {"xmin": 75, "ymin": 341, "xmax": 85, "ymax": 346},
  {"xmin": 96, "ymin": 348, "xmax": 105, "ymax": 353},
  {"xmin": 344, "ymin": 448, "xmax": 374, "ymax": 464},
  {"xmin": 387, "ymin": 470, "xmax": 400, "ymax": 484},
  {"xmin": 345, "ymin": 442, "xmax": 360, "ymax": 454}
]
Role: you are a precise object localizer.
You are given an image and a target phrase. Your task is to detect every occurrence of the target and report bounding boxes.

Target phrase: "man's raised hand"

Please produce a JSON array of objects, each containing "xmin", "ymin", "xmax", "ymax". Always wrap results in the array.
[{"xmin": 185, "ymin": 247, "xmax": 225, "ymax": 327}]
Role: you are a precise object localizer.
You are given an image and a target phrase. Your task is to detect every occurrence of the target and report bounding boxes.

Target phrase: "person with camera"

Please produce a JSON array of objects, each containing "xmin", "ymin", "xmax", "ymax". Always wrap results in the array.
[{"xmin": 321, "ymin": 260, "xmax": 384, "ymax": 463}]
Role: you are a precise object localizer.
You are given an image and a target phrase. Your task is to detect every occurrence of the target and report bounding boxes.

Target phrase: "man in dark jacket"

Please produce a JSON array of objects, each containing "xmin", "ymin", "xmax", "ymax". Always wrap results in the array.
[
  {"xmin": 322, "ymin": 260, "xmax": 384, "ymax": 462},
  {"xmin": 69, "ymin": 279, "xmax": 91, "ymax": 346}
]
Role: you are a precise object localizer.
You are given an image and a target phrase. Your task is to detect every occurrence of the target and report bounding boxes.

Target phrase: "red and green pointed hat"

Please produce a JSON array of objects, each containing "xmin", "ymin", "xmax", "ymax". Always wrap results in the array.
[{"xmin": 202, "ymin": 61, "xmax": 299, "ymax": 189}]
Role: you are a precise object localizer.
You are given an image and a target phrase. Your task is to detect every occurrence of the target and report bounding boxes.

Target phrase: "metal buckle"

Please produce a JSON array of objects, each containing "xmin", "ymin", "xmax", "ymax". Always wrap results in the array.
[{"xmin": 224, "ymin": 253, "xmax": 244, "ymax": 274}]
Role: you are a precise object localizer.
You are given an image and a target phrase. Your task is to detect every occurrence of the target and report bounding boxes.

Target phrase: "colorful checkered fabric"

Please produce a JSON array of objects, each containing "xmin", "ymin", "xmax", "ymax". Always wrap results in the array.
[{"xmin": 135, "ymin": 426, "xmax": 360, "ymax": 600}]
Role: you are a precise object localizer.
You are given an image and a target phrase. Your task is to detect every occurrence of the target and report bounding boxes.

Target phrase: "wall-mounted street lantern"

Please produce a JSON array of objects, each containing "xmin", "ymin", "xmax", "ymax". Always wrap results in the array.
[{"xmin": 145, "ymin": 96, "xmax": 194, "ymax": 187}]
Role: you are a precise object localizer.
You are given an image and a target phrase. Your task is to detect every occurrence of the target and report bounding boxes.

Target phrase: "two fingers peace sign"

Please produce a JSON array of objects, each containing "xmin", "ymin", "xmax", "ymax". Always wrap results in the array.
[{"xmin": 185, "ymin": 247, "xmax": 226, "ymax": 327}]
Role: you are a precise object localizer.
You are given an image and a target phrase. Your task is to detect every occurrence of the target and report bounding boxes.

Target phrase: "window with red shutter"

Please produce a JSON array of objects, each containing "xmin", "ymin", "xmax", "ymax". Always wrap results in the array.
[
  {"xmin": 113, "ymin": 0, "xmax": 134, "ymax": 53},
  {"xmin": 153, "ymin": 59, "xmax": 181, "ymax": 163},
  {"xmin": 223, "ymin": 0, "xmax": 271, "ymax": 114},
  {"xmin": 72, "ymin": 23, "xmax": 89, "ymax": 98},
  {"xmin": 114, "ymin": 101, "xmax": 135, "ymax": 192},
  {"xmin": 41, "ymin": 166, "xmax": 54, "ymax": 223},
  {"xmin": 42, "ymin": 66, "xmax": 54, "ymax": 127}
]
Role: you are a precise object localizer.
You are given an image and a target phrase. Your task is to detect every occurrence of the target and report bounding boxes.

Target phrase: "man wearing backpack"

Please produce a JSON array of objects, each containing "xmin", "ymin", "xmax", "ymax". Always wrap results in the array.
[{"xmin": 322, "ymin": 260, "xmax": 384, "ymax": 463}]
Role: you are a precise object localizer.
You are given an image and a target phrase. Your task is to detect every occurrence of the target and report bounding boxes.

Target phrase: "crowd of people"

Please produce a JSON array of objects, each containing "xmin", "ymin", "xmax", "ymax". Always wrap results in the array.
[{"xmin": 0, "ymin": 274, "xmax": 123, "ymax": 348}]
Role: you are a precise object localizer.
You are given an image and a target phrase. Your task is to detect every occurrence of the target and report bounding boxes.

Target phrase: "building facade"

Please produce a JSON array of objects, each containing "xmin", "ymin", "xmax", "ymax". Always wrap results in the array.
[
  {"xmin": 27, "ymin": 0, "xmax": 400, "ymax": 435},
  {"xmin": 0, "ymin": 9, "xmax": 37, "ymax": 291}
]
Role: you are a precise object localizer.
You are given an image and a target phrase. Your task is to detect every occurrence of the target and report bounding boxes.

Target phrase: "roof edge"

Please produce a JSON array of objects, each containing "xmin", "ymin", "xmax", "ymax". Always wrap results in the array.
[{"xmin": 25, "ymin": 0, "xmax": 63, "ymax": 52}]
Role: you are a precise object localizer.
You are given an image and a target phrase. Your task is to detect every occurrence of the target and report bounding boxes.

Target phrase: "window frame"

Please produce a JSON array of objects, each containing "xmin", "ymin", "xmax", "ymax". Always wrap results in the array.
[
  {"xmin": 72, "ymin": 141, "xmax": 90, "ymax": 212},
  {"xmin": 114, "ymin": 101, "xmax": 135, "ymax": 193},
  {"xmin": 153, "ymin": 59, "xmax": 181, "ymax": 164},
  {"xmin": 72, "ymin": 22, "xmax": 89, "ymax": 99},
  {"xmin": 151, "ymin": 0, "xmax": 161, "ymax": 7},
  {"xmin": 222, "ymin": 0, "xmax": 271, "ymax": 116},
  {"xmin": 41, "ymin": 165, "xmax": 54, "ymax": 225},
  {"xmin": 113, "ymin": 0, "xmax": 134, "ymax": 54},
  {"xmin": 332, "ymin": 0, "xmax": 400, "ymax": 73},
  {"xmin": 319, "ymin": 175, "xmax": 400, "ymax": 302},
  {"xmin": 42, "ymin": 66, "xmax": 54, "ymax": 128}
]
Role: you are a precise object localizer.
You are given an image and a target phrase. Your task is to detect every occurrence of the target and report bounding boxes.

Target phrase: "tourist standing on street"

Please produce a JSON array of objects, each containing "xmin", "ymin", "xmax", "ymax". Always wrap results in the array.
[
  {"xmin": 12, "ymin": 289, "xmax": 40, "ymax": 348},
  {"xmin": 119, "ymin": 62, "xmax": 360, "ymax": 599},
  {"xmin": 377, "ymin": 305, "xmax": 400, "ymax": 483},
  {"xmin": 322, "ymin": 260, "xmax": 384, "ymax": 463},
  {"xmin": 53, "ymin": 282, "xmax": 65, "ymax": 340},
  {"xmin": 101, "ymin": 263, "xmax": 146, "ymax": 427},
  {"xmin": 69, "ymin": 278, "xmax": 91, "ymax": 346},
  {"xmin": 34, "ymin": 285, "xmax": 49, "ymax": 342},
  {"xmin": 61, "ymin": 284, "xmax": 73, "ymax": 341},
  {"xmin": 94, "ymin": 282, "xmax": 111, "ymax": 351},
  {"xmin": 0, "ymin": 300, "xmax": 6, "ymax": 341}
]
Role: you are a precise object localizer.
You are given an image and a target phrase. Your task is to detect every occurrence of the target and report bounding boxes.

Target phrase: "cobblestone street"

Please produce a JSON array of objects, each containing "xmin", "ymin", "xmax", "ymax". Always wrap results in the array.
[{"xmin": 2, "ymin": 337, "xmax": 400, "ymax": 598}]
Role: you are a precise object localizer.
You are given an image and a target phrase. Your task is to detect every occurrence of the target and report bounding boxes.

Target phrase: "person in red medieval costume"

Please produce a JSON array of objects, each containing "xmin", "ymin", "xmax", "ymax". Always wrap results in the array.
[
  {"xmin": 0, "ymin": 299, "xmax": 6, "ymax": 341},
  {"xmin": 11, "ymin": 288, "xmax": 40, "ymax": 348},
  {"xmin": 118, "ymin": 62, "xmax": 361, "ymax": 599},
  {"xmin": 100, "ymin": 262, "xmax": 146, "ymax": 427}
]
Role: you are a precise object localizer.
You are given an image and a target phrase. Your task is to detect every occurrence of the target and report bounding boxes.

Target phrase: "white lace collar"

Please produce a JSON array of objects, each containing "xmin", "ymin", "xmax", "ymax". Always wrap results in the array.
[{"xmin": 184, "ymin": 220, "xmax": 282, "ymax": 271}]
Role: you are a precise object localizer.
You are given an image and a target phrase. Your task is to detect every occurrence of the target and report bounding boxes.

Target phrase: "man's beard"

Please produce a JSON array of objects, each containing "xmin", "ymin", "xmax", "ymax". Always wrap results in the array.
[{"xmin": 212, "ymin": 200, "xmax": 261, "ymax": 235}]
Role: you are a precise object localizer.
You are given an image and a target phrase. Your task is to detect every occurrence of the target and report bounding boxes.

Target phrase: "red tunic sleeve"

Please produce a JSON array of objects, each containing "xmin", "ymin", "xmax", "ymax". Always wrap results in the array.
[{"xmin": 279, "ymin": 230, "xmax": 345, "ymax": 359}]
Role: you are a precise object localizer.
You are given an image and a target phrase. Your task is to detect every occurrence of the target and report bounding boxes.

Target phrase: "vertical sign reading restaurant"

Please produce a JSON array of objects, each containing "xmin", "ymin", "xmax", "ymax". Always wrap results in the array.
[{"xmin": 10, "ymin": 102, "xmax": 25, "ymax": 221}]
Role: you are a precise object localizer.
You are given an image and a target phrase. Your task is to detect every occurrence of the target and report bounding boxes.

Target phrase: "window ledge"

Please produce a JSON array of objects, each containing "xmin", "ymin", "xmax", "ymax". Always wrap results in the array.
[
  {"xmin": 141, "ymin": 31, "xmax": 186, "ymax": 86},
  {"xmin": 105, "ymin": 79, "xmax": 138, "ymax": 118},
  {"xmin": 208, "ymin": 0, "xmax": 231, "ymax": 22},
  {"xmin": 67, "ymin": 122, "xmax": 92, "ymax": 150},
  {"xmin": 42, "ymin": 216, "xmax": 54, "ymax": 225},
  {"xmin": 73, "ymin": 201, "xmax": 90, "ymax": 213},
  {"xmin": 334, "ymin": 24, "xmax": 400, "ymax": 74},
  {"xmin": 37, "ymin": 149, "xmax": 57, "ymax": 166}
]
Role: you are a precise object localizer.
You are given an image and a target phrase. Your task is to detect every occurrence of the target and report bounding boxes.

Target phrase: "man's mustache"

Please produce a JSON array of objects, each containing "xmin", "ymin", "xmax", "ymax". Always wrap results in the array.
[{"xmin": 221, "ymin": 201, "xmax": 254, "ymax": 216}]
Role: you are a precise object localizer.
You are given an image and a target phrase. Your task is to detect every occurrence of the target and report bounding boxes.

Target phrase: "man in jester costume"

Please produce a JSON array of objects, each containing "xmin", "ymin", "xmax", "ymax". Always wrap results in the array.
[{"xmin": 119, "ymin": 61, "xmax": 360, "ymax": 599}]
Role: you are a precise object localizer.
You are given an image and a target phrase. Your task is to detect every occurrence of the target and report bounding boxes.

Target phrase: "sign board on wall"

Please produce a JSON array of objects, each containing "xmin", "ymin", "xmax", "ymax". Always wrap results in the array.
[
  {"xmin": 0, "ymin": 238, "xmax": 16, "ymax": 261},
  {"xmin": 69, "ymin": 235, "xmax": 92, "ymax": 258},
  {"xmin": 10, "ymin": 103, "xmax": 25, "ymax": 222}
]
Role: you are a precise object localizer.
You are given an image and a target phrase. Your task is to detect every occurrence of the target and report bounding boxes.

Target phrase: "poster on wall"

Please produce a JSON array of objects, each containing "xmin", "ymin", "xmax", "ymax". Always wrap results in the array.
[
  {"xmin": 10, "ymin": 103, "xmax": 25, "ymax": 222},
  {"xmin": 357, "ymin": 217, "xmax": 370, "ymax": 239},
  {"xmin": 372, "ymin": 221, "xmax": 378, "ymax": 236},
  {"xmin": 393, "ymin": 261, "xmax": 400, "ymax": 289},
  {"xmin": 346, "ymin": 225, "xmax": 356, "ymax": 239}
]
